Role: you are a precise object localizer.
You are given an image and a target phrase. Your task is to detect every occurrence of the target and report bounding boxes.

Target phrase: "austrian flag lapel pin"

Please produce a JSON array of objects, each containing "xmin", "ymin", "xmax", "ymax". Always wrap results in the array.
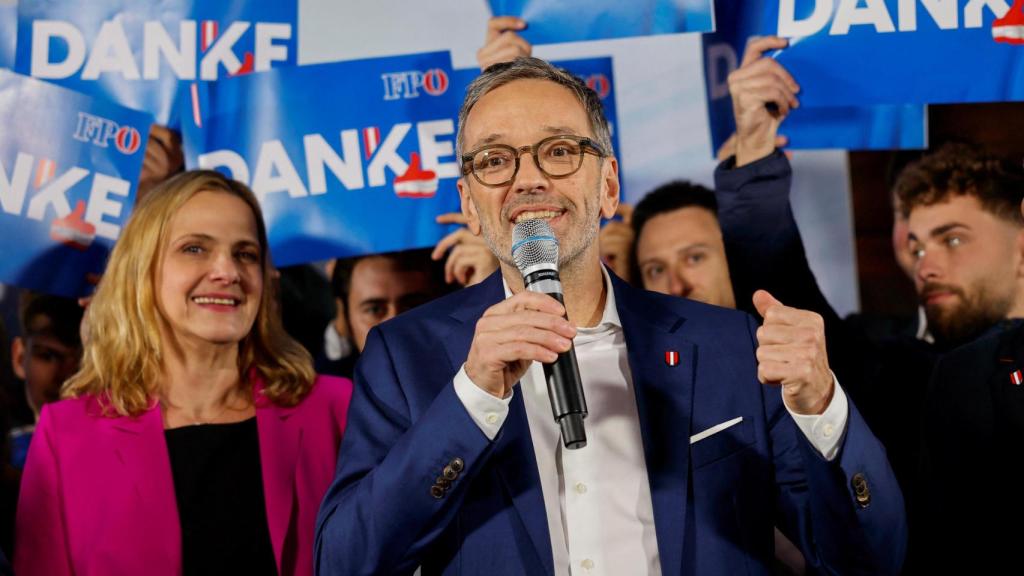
[
  {"xmin": 665, "ymin": 350, "xmax": 679, "ymax": 367},
  {"xmin": 1011, "ymin": 369, "xmax": 1023, "ymax": 386}
]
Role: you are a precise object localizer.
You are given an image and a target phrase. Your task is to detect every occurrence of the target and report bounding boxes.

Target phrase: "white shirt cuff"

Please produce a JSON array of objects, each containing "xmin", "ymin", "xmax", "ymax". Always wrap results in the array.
[
  {"xmin": 785, "ymin": 372, "xmax": 849, "ymax": 461},
  {"xmin": 452, "ymin": 364, "xmax": 513, "ymax": 440}
]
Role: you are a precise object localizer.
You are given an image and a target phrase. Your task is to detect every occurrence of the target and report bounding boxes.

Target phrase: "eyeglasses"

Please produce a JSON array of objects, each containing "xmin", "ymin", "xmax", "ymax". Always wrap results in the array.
[{"xmin": 461, "ymin": 134, "xmax": 606, "ymax": 187}]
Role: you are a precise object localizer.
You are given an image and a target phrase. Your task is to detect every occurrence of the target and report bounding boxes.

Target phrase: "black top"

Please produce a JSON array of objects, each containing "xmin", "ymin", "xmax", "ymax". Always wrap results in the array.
[
  {"xmin": 916, "ymin": 320, "xmax": 1024, "ymax": 574},
  {"xmin": 165, "ymin": 417, "xmax": 277, "ymax": 576}
]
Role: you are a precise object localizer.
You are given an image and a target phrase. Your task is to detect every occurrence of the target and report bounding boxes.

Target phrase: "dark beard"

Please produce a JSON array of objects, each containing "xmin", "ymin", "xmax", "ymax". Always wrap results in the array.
[{"xmin": 924, "ymin": 283, "xmax": 1012, "ymax": 348}]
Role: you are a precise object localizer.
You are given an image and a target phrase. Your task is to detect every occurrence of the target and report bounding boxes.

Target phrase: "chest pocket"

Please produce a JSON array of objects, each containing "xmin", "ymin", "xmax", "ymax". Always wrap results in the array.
[{"xmin": 691, "ymin": 417, "xmax": 755, "ymax": 469}]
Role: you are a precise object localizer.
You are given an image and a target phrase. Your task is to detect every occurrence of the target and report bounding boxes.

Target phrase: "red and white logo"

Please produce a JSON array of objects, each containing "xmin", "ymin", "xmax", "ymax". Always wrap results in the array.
[
  {"xmin": 422, "ymin": 69, "xmax": 449, "ymax": 96},
  {"xmin": 994, "ymin": 0, "xmax": 1024, "ymax": 44},
  {"xmin": 1011, "ymin": 369, "xmax": 1023, "ymax": 386},
  {"xmin": 586, "ymin": 74, "xmax": 611, "ymax": 99},
  {"xmin": 393, "ymin": 152, "xmax": 438, "ymax": 198},
  {"xmin": 50, "ymin": 200, "xmax": 97, "ymax": 250},
  {"xmin": 665, "ymin": 350, "xmax": 679, "ymax": 367},
  {"xmin": 114, "ymin": 126, "xmax": 142, "ymax": 155}
]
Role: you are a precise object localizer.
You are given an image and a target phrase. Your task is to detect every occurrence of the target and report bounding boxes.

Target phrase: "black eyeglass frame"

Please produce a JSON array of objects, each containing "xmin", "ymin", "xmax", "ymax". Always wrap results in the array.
[{"xmin": 460, "ymin": 134, "xmax": 607, "ymax": 188}]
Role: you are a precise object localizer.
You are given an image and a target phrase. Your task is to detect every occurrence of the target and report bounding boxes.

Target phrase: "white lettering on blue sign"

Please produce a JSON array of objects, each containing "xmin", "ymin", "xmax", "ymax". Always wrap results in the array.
[
  {"xmin": 778, "ymin": 0, "xmax": 1009, "ymax": 36},
  {"xmin": 0, "ymin": 153, "xmax": 131, "ymax": 240},
  {"xmin": 30, "ymin": 19, "xmax": 291, "ymax": 81},
  {"xmin": 197, "ymin": 120, "xmax": 458, "ymax": 199}
]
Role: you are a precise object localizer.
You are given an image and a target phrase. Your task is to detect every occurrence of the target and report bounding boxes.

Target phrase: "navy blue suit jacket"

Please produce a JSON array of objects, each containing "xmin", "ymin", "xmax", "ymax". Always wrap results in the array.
[{"xmin": 316, "ymin": 271, "xmax": 906, "ymax": 575}]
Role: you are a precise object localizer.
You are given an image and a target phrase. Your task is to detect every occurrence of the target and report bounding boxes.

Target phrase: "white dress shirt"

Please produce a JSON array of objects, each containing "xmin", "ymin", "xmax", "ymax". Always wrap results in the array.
[{"xmin": 453, "ymin": 269, "xmax": 849, "ymax": 575}]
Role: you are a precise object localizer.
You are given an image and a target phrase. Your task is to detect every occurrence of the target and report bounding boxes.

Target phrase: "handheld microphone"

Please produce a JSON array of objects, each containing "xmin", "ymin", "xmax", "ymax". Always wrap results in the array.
[{"xmin": 512, "ymin": 219, "xmax": 587, "ymax": 450}]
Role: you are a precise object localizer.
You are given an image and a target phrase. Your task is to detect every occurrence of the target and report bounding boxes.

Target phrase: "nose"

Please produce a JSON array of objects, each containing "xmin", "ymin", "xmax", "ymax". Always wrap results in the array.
[
  {"xmin": 915, "ymin": 247, "xmax": 944, "ymax": 285},
  {"xmin": 209, "ymin": 250, "xmax": 241, "ymax": 284},
  {"xmin": 510, "ymin": 150, "xmax": 548, "ymax": 195},
  {"xmin": 669, "ymin": 265, "xmax": 693, "ymax": 298}
]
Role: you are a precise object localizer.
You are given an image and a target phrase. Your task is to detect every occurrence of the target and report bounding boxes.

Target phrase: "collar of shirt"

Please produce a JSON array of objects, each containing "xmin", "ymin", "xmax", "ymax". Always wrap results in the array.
[{"xmin": 501, "ymin": 266, "xmax": 621, "ymax": 345}]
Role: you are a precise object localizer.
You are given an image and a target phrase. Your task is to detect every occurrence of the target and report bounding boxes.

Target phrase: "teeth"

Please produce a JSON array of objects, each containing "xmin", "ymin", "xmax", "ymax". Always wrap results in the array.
[
  {"xmin": 514, "ymin": 210, "xmax": 561, "ymax": 224},
  {"xmin": 193, "ymin": 297, "xmax": 238, "ymax": 306}
]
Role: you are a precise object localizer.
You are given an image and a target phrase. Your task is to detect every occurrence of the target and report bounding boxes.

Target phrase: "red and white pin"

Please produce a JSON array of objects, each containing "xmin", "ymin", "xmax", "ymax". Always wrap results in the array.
[
  {"xmin": 665, "ymin": 350, "xmax": 679, "ymax": 367},
  {"xmin": 1011, "ymin": 370, "xmax": 1023, "ymax": 386}
]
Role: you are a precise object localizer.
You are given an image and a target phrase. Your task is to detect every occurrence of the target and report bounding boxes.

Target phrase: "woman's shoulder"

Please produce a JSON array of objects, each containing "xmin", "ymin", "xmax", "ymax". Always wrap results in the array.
[
  {"xmin": 306, "ymin": 374, "xmax": 354, "ymax": 407},
  {"xmin": 39, "ymin": 394, "xmax": 106, "ymax": 425}
]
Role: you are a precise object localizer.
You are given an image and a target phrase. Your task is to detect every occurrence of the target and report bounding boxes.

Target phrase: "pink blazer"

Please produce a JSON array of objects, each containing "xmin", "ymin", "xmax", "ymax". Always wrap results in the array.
[{"xmin": 14, "ymin": 375, "xmax": 352, "ymax": 576}]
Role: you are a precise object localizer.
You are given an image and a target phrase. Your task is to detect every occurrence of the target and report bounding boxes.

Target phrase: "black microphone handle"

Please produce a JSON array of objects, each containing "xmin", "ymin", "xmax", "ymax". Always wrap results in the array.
[{"xmin": 533, "ymin": 289, "xmax": 588, "ymax": 450}]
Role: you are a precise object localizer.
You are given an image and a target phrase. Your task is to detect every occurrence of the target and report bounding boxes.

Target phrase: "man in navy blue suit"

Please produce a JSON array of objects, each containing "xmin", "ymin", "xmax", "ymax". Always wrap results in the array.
[{"xmin": 315, "ymin": 56, "xmax": 906, "ymax": 575}]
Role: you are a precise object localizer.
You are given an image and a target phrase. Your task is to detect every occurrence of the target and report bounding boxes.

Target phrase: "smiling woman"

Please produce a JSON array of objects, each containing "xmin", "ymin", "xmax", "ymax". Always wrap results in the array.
[{"xmin": 14, "ymin": 170, "xmax": 353, "ymax": 576}]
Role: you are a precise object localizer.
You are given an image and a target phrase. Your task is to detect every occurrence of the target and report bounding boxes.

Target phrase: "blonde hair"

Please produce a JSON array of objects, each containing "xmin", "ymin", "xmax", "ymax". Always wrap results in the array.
[{"xmin": 63, "ymin": 170, "xmax": 315, "ymax": 416}]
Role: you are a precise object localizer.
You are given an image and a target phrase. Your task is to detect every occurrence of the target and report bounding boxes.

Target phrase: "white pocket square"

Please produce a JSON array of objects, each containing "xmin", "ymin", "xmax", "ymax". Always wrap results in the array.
[{"xmin": 690, "ymin": 416, "xmax": 744, "ymax": 444}]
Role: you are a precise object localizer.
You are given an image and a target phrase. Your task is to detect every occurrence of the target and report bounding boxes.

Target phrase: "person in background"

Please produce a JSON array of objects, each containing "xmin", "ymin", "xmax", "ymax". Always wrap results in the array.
[
  {"xmin": 15, "ymin": 170, "xmax": 352, "ymax": 576},
  {"xmin": 8, "ymin": 292, "xmax": 83, "ymax": 469},
  {"xmin": 318, "ymin": 249, "xmax": 444, "ymax": 379},
  {"xmin": 631, "ymin": 182, "xmax": 736, "ymax": 308}
]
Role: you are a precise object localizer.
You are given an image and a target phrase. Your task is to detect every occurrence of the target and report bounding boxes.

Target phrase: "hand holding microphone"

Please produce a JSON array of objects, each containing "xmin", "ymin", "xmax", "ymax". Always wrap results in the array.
[{"xmin": 463, "ymin": 219, "xmax": 589, "ymax": 449}]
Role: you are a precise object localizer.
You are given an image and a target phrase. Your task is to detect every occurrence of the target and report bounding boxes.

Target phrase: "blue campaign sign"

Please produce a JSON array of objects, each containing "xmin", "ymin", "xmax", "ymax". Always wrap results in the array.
[
  {"xmin": 703, "ymin": 0, "xmax": 927, "ymax": 152},
  {"xmin": 761, "ymin": 0, "xmax": 1024, "ymax": 106},
  {"xmin": 488, "ymin": 0, "xmax": 715, "ymax": 44},
  {"xmin": 0, "ymin": 1, "xmax": 15, "ymax": 69},
  {"xmin": 182, "ymin": 51, "xmax": 462, "ymax": 267},
  {"xmin": 449, "ymin": 56, "xmax": 624, "ymax": 198},
  {"xmin": 0, "ymin": 69, "xmax": 151, "ymax": 298},
  {"xmin": 15, "ymin": 0, "xmax": 297, "ymax": 125}
]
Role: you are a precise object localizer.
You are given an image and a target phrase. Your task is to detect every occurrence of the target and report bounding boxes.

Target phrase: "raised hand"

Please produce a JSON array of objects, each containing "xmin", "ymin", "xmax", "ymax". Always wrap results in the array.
[
  {"xmin": 727, "ymin": 36, "xmax": 799, "ymax": 167},
  {"xmin": 477, "ymin": 16, "xmax": 531, "ymax": 70}
]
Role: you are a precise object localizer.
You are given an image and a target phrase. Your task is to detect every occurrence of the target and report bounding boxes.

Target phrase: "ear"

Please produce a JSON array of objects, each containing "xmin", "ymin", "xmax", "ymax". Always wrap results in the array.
[
  {"xmin": 599, "ymin": 156, "xmax": 620, "ymax": 220},
  {"xmin": 11, "ymin": 337, "xmax": 26, "ymax": 381},
  {"xmin": 457, "ymin": 178, "xmax": 482, "ymax": 236},
  {"xmin": 1016, "ymin": 227, "xmax": 1024, "ymax": 279}
]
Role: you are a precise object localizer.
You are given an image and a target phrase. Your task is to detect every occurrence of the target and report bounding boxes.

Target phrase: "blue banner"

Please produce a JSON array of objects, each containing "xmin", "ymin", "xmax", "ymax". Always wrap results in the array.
[
  {"xmin": 182, "ymin": 51, "xmax": 462, "ymax": 267},
  {"xmin": 760, "ymin": 0, "xmax": 1024, "ymax": 106},
  {"xmin": 450, "ymin": 56, "xmax": 624, "ymax": 198},
  {"xmin": 0, "ymin": 69, "xmax": 151, "ymax": 298},
  {"xmin": 489, "ymin": 0, "xmax": 715, "ymax": 43},
  {"xmin": 0, "ymin": 1, "xmax": 15, "ymax": 69},
  {"xmin": 15, "ymin": 0, "xmax": 297, "ymax": 125},
  {"xmin": 703, "ymin": 0, "xmax": 927, "ymax": 152}
]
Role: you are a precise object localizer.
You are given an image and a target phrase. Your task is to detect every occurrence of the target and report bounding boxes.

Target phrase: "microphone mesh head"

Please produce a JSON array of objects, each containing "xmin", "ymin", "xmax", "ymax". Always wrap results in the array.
[{"xmin": 512, "ymin": 219, "xmax": 559, "ymax": 272}]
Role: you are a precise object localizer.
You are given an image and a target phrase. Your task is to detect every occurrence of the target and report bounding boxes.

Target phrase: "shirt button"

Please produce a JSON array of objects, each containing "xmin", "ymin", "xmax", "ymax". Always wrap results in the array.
[
  {"xmin": 581, "ymin": 558, "xmax": 594, "ymax": 571},
  {"xmin": 823, "ymin": 423, "xmax": 835, "ymax": 438},
  {"xmin": 574, "ymin": 482, "xmax": 588, "ymax": 495},
  {"xmin": 485, "ymin": 412, "xmax": 499, "ymax": 425}
]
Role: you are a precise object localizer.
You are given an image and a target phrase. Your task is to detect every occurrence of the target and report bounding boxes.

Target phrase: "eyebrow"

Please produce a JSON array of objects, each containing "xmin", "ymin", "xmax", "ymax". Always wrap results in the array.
[
  {"xmin": 907, "ymin": 222, "xmax": 970, "ymax": 242},
  {"xmin": 172, "ymin": 233, "xmax": 260, "ymax": 248}
]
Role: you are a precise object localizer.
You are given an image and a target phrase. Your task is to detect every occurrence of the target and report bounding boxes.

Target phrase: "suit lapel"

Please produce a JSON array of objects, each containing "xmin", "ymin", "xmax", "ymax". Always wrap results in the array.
[
  {"xmin": 443, "ymin": 272, "xmax": 555, "ymax": 575},
  {"xmin": 255, "ymin": 382, "xmax": 302, "ymax": 574},
  {"xmin": 612, "ymin": 276, "xmax": 694, "ymax": 576},
  {"xmin": 109, "ymin": 403, "xmax": 181, "ymax": 572}
]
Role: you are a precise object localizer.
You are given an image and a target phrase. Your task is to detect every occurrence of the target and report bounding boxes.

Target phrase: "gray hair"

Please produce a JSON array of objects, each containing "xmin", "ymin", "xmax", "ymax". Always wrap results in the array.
[{"xmin": 456, "ymin": 57, "xmax": 614, "ymax": 161}]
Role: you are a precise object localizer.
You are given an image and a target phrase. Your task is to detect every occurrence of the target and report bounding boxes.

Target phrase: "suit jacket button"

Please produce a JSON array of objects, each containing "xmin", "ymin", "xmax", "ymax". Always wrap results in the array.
[
  {"xmin": 450, "ymin": 457, "xmax": 465, "ymax": 473},
  {"xmin": 443, "ymin": 465, "xmax": 458, "ymax": 480},
  {"xmin": 430, "ymin": 485, "xmax": 445, "ymax": 499},
  {"xmin": 436, "ymin": 477, "xmax": 452, "ymax": 490},
  {"xmin": 851, "ymin": 473, "xmax": 871, "ymax": 508}
]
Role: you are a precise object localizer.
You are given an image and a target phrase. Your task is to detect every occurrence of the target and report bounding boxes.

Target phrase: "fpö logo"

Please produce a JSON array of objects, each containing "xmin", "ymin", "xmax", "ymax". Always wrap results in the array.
[
  {"xmin": 585, "ymin": 74, "xmax": 611, "ymax": 99},
  {"xmin": 381, "ymin": 69, "xmax": 450, "ymax": 100},
  {"xmin": 29, "ymin": 18, "xmax": 292, "ymax": 81},
  {"xmin": 72, "ymin": 112, "xmax": 143, "ymax": 155}
]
